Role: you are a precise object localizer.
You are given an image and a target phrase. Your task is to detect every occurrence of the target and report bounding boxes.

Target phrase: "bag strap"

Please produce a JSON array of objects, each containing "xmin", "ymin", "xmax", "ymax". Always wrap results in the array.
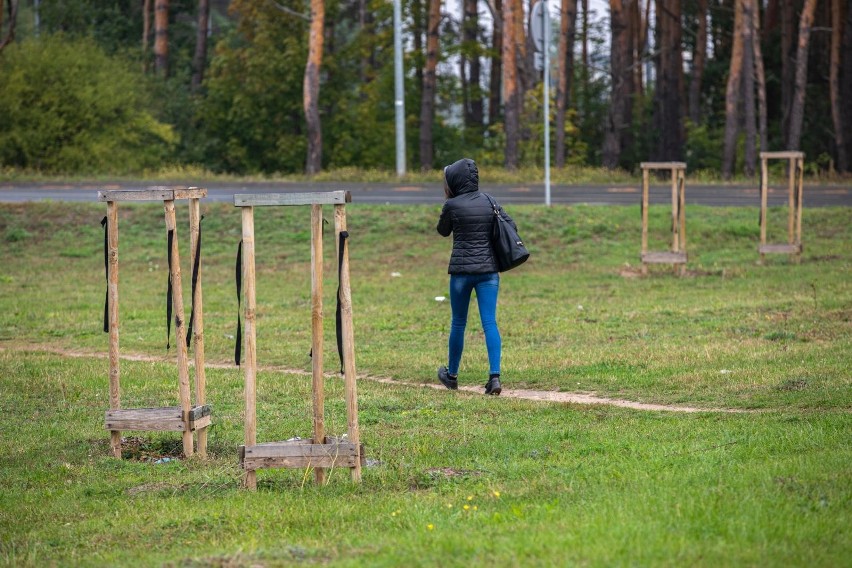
[
  {"xmin": 186, "ymin": 215, "xmax": 204, "ymax": 348},
  {"xmin": 335, "ymin": 230, "xmax": 350, "ymax": 374},
  {"xmin": 482, "ymin": 192, "xmax": 501, "ymax": 216},
  {"xmin": 234, "ymin": 239, "xmax": 242, "ymax": 366},
  {"xmin": 101, "ymin": 216, "xmax": 109, "ymax": 333},
  {"xmin": 165, "ymin": 229, "xmax": 174, "ymax": 351}
]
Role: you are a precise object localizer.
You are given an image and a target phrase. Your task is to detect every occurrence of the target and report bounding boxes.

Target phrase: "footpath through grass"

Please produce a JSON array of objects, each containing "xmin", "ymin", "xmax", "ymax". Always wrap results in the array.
[{"xmin": 0, "ymin": 201, "xmax": 850, "ymax": 566}]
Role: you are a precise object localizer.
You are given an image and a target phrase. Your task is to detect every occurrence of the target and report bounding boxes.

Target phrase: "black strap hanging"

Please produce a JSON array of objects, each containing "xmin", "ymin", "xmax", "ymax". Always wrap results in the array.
[
  {"xmin": 335, "ymin": 230, "xmax": 350, "ymax": 374},
  {"xmin": 186, "ymin": 216, "xmax": 204, "ymax": 348},
  {"xmin": 101, "ymin": 216, "xmax": 109, "ymax": 333},
  {"xmin": 166, "ymin": 229, "xmax": 174, "ymax": 351},
  {"xmin": 235, "ymin": 239, "xmax": 243, "ymax": 366}
]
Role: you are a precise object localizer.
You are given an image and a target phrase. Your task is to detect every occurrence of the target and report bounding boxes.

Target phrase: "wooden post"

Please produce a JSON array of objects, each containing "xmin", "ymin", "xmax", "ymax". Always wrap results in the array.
[
  {"xmin": 334, "ymin": 204, "xmax": 361, "ymax": 482},
  {"xmin": 310, "ymin": 204, "xmax": 325, "ymax": 485},
  {"xmin": 107, "ymin": 201, "xmax": 122, "ymax": 458},
  {"xmin": 641, "ymin": 167, "xmax": 649, "ymax": 275},
  {"xmin": 164, "ymin": 200, "xmax": 194, "ymax": 458},
  {"xmin": 670, "ymin": 167, "xmax": 680, "ymax": 253},
  {"xmin": 760, "ymin": 155, "xmax": 768, "ymax": 263},
  {"xmin": 787, "ymin": 156, "xmax": 795, "ymax": 246},
  {"xmin": 242, "ymin": 206, "xmax": 258, "ymax": 490},
  {"xmin": 678, "ymin": 168, "xmax": 687, "ymax": 253},
  {"xmin": 795, "ymin": 156, "xmax": 804, "ymax": 263},
  {"xmin": 188, "ymin": 198, "xmax": 207, "ymax": 458},
  {"xmin": 676, "ymin": 168, "xmax": 686, "ymax": 276}
]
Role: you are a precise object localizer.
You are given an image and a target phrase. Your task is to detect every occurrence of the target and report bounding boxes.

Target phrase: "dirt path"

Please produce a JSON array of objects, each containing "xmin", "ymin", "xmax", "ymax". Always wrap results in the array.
[{"xmin": 2, "ymin": 343, "xmax": 744, "ymax": 413}]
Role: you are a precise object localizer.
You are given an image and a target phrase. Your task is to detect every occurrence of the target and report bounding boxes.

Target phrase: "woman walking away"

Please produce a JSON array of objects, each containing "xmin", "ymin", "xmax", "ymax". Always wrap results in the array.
[{"xmin": 436, "ymin": 158, "xmax": 515, "ymax": 395}]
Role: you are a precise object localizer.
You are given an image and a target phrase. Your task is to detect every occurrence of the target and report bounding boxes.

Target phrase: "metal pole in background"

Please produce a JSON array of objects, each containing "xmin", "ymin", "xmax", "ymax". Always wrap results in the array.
[
  {"xmin": 393, "ymin": 0, "xmax": 406, "ymax": 177},
  {"xmin": 543, "ymin": 0, "xmax": 551, "ymax": 206}
]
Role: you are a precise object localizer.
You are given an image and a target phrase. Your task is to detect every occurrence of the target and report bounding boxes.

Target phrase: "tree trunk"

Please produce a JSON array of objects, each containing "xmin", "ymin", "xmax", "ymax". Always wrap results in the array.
[
  {"xmin": 514, "ymin": 0, "xmax": 531, "ymax": 97},
  {"xmin": 630, "ymin": 0, "xmax": 643, "ymax": 95},
  {"xmin": 304, "ymin": 0, "xmax": 325, "ymax": 175},
  {"xmin": 781, "ymin": 0, "xmax": 795, "ymax": 141},
  {"xmin": 787, "ymin": 0, "xmax": 818, "ymax": 151},
  {"xmin": 154, "ymin": 0, "xmax": 169, "ymax": 76},
  {"xmin": 503, "ymin": 0, "xmax": 520, "ymax": 169},
  {"xmin": 581, "ymin": 0, "xmax": 589, "ymax": 116},
  {"xmin": 0, "ymin": 0, "xmax": 19, "ymax": 53},
  {"xmin": 842, "ymin": 0, "xmax": 852, "ymax": 170},
  {"xmin": 653, "ymin": 0, "xmax": 684, "ymax": 162},
  {"xmin": 829, "ymin": 0, "xmax": 847, "ymax": 171},
  {"xmin": 752, "ymin": 0, "xmax": 768, "ymax": 155},
  {"xmin": 464, "ymin": 0, "xmax": 484, "ymax": 128},
  {"xmin": 722, "ymin": 0, "xmax": 744, "ymax": 179},
  {"xmin": 743, "ymin": 0, "xmax": 757, "ymax": 176},
  {"xmin": 419, "ymin": 0, "xmax": 441, "ymax": 171},
  {"xmin": 689, "ymin": 0, "xmax": 708, "ymax": 123},
  {"xmin": 191, "ymin": 0, "xmax": 209, "ymax": 92},
  {"xmin": 556, "ymin": 0, "xmax": 578, "ymax": 168},
  {"xmin": 488, "ymin": 0, "xmax": 503, "ymax": 126},
  {"xmin": 603, "ymin": 0, "xmax": 627, "ymax": 168}
]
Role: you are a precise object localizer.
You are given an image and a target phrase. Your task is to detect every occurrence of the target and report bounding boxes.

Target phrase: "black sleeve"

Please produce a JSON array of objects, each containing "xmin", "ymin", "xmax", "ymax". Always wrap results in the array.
[
  {"xmin": 437, "ymin": 202, "xmax": 453, "ymax": 236},
  {"xmin": 500, "ymin": 208, "xmax": 518, "ymax": 232}
]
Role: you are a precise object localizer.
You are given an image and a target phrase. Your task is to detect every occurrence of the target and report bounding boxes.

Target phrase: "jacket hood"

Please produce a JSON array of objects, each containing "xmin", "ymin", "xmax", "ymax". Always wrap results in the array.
[{"xmin": 444, "ymin": 158, "xmax": 479, "ymax": 197}]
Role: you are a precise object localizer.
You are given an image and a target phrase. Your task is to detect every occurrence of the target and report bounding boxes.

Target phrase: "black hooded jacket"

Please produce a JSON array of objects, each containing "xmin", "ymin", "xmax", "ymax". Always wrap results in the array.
[{"xmin": 437, "ymin": 158, "xmax": 516, "ymax": 274}]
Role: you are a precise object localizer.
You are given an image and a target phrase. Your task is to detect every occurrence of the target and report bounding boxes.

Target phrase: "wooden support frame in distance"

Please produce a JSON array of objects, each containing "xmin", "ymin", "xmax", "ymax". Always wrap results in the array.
[
  {"xmin": 759, "ymin": 151, "xmax": 804, "ymax": 263},
  {"xmin": 98, "ymin": 187, "xmax": 210, "ymax": 459},
  {"xmin": 234, "ymin": 191, "xmax": 364, "ymax": 490},
  {"xmin": 640, "ymin": 162, "xmax": 688, "ymax": 275}
]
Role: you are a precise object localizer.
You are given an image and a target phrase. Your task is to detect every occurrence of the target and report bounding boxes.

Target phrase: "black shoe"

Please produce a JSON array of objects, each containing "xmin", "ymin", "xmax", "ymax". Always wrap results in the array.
[
  {"xmin": 437, "ymin": 366, "xmax": 458, "ymax": 390},
  {"xmin": 484, "ymin": 375, "xmax": 502, "ymax": 395}
]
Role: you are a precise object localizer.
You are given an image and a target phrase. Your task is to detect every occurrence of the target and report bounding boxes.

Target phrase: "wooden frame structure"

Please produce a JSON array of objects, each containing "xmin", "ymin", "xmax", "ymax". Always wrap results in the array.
[
  {"xmin": 759, "ymin": 151, "xmax": 804, "ymax": 262},
  {"xmin": 234, "ymin": 191, "xmax": 363, "ymax": 490},
  {"xmin": 99, "ymin": 187, "xmax": 210, "ymax": 459},
  {"xmin": 640, "ymin": 162, "xmax": 687, "ymax": 274}
]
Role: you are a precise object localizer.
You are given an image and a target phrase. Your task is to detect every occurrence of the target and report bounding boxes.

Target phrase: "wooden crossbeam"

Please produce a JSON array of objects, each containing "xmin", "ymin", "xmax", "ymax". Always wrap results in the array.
[
  {"xmin": 759, "ymin": 243, "xmax": 803, "ymax": 254},
  {"xmin": 98, "ymin": 188, "xmax": 207, "ymax": 202},
  {"xmin": 641, "ymin": 251, "xmax": 688, "ymax": 264},
  {"xmin": 104, "ymin": 405, "xmax": 211, "ymax": 432},
  {"xmin": 234, "ymin": 191, "xmax": 351, "ymax": 207},
  {"xmin": 640, "ymin": 162, "xmax": 687, "ymax": 170},
  {"xmin": 240, "ymin": 439, "xmax": 366, "ymax": 470},
  {"xmin": 759, "ymin": 151, "xmax": 804, "ymax": 159}
]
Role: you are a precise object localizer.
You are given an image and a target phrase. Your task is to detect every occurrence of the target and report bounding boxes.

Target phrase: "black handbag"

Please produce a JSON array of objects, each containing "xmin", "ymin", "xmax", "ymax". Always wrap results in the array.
[{"xmin": 483, "ymin": 193, "xmax": 529, "ymax": 272}]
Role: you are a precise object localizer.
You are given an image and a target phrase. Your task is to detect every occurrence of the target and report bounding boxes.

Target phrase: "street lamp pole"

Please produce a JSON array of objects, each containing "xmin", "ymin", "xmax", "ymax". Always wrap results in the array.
[{"xmin": 393, "ymin": 0, "xmax": 406, "ymax": 177}]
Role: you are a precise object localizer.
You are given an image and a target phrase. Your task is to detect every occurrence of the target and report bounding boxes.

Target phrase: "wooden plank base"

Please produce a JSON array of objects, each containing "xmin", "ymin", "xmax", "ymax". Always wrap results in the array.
[
  {"xmin": 104, "ymin": 405, "xmax": 211, "ymax": 432},
  {"xmin": 240, "ymin": 438, "xmax": 366, "ymax": 471},
  {"xmin": 759, "ymin": 243, "xmax": 802, "ymax": 254},
  {"xmin": 641, "ymin": 251, "xmax": 688, "ymax": 264}
]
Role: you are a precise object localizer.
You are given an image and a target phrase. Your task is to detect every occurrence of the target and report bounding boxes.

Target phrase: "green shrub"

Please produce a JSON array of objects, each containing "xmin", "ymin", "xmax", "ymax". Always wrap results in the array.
[{"xmin": 0, "ymin": 36, "xmax": 176, "ymax": 174}]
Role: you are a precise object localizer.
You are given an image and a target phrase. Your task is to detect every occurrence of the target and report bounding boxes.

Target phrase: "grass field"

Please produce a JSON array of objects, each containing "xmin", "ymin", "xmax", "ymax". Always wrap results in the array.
[{"xmin": 0, "ymin": 200, "xmax": 850, "ymax": 566}]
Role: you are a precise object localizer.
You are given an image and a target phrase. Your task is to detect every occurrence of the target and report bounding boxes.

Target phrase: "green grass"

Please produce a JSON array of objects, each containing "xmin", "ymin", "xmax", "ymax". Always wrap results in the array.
[{"xmin": 0, "ymin": 201, "xmax": 850, "ymax": 566}]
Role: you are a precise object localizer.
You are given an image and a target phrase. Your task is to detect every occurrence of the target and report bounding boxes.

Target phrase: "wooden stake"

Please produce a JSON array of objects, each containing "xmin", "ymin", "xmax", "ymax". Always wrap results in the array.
[
  {"xmin": 670, "ymin": 167, "xmax": 679, "ymax": 253},
  {"xmin": 795, "ymin": 156, "xmax": 804, "ymax": 263},
  {"xmin": 787, "ymin": 156, "xmax": 795, "ymax": 246},
  {"xmin": 760, "ymin": 155, "xmax": 768, "ymax": 263},
  {"xmin": 107, "ymin": 201, "xmax": 122, "ymax": 458},
  {"xmin": 677, "ymin": 169, "xmax": 687, "ymax": 276},
  {"xmin": 163, "ymin": 200, "xmax": 194, "ymax": 458},
  {"xmin": 241, "ymin": 206, "xmax": 258, "ymax": 490},
  {"xmin": 189, "ymin": 198, "xmax": 207, "ymax": 458},
  {"xmin": 641, "ymin": 167, "xmax": 649, "ymax": 275},
  {"xmin": 334, "ymin": 204, "xmax": 361, "ymax": 482},
  {"xmin": 310, "ymin": 204, "xmax": 325, "ymax": 485}
]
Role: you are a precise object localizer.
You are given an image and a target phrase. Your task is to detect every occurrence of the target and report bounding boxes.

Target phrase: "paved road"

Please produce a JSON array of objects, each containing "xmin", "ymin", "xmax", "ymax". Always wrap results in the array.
[{"xmin": 1, "ymin": 180, "xmax": 850, "ymax": 207}]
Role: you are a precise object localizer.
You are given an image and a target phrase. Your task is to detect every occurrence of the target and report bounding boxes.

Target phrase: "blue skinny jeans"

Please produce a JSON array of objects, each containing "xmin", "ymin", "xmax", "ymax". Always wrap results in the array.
[{"xmin": 447, "ymin": 272, "xmax": 501, "ymax": 377}]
